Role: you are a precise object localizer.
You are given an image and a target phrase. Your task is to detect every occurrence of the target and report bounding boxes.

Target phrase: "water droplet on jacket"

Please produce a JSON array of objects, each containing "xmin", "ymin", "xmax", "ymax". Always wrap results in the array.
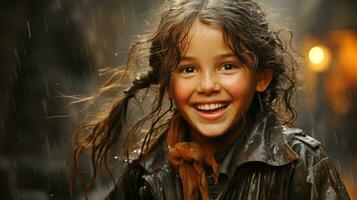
[{"xmin": 243, "ymin": 145, "xmax": 249, "ymax": 151}]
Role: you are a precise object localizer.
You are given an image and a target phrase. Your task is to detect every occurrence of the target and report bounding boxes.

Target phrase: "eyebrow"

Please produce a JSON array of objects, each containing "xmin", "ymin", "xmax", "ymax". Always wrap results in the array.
[
  {"xmin": 215, "ymin": 53, "xmax": 237, "ymax": 60},
  {"xmin": 180, "ymin": 53, "xmax": 237, "ymax": 61}
]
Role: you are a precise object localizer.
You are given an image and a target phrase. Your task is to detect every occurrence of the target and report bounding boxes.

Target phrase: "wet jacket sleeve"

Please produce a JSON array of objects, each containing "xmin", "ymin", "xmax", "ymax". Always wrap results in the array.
[
  {"xmin": 105, "ymin": 162, "xmax": 153, "ymax": 200},
  {"xmin": 312, "ymin": 157, "xmax": 350, "ymax": 200},
  {"xmin": 289, "ymin": 139, "xmax": 350, "ymax": 200}
]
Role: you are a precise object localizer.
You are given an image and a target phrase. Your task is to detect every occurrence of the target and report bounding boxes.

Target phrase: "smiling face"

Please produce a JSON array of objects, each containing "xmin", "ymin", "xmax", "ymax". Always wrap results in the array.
[{"xmin": 169, "ymin": 20, "xmax": 272, "ymax": 139}]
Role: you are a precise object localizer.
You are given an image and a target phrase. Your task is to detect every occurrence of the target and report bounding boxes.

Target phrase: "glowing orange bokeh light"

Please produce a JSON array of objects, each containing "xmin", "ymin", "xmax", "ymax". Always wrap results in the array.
[
  {"xmin": 308, "ymin": 45, "xmax": 330, "ymax": 73},
  {"xmin": 309, "ymin": 47, "xmax": 324, "ymax": 64}
]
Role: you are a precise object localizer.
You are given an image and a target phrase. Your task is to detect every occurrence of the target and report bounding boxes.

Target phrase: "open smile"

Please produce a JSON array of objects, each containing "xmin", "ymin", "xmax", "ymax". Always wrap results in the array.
[
  {"xmin": 192, "ymin": 102, "xmax": 230, "ymax": 121},
  {"xmin": 193, "ymin": 102, "xmax": 229, "ymax": 112}
]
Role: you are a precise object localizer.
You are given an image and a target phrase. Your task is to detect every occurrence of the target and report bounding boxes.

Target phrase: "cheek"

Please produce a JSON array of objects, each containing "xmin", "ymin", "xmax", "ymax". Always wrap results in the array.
[
  {"xmin": 170, "ymin": 77, "xmax": 193, "ymax": 103},
  {"xmin": 220, "ymin": 74, "xmax": 256, "ymax": 99}
]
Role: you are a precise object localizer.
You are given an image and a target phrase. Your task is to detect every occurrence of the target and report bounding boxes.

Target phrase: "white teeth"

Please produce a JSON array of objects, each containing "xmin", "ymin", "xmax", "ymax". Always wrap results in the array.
[
  {"xmin": 209, "ymin": 104, "xmax": 213, "ymax": 110},
  {"xmin": 195, "ymin": 103, "xmax": 226, "ymax": 111},
  {"xmin": 205, "ymin": 104, "xmax": 209, "ymax": 110}
]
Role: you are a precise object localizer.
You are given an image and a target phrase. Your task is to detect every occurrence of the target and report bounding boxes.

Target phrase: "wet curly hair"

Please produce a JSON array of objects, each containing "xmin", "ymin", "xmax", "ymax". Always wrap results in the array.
[{"xmin": 70, "ymin": 0, "xmax": 298, "ymax": 197}]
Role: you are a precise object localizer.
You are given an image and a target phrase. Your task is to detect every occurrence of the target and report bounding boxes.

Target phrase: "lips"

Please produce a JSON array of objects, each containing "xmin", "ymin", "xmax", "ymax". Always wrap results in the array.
[{"xmin": 192, "ymin": 102, "xmax": 229, "ymax": 121}]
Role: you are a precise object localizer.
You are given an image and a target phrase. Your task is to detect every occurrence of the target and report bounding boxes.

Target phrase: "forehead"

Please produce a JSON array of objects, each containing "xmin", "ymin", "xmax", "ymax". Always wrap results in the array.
[{"xmin": 180, "ymin": 20, "xmax": 233, "ymax": 57}]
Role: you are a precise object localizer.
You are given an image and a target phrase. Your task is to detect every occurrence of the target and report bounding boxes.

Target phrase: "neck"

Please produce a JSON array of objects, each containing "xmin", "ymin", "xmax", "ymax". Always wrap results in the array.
[{"xmin": 190, "ymin": 120, "xmax": 245, "ymax": 162}]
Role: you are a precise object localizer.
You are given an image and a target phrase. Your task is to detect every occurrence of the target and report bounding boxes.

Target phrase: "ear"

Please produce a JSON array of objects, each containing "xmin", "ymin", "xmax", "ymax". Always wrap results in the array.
[{"xmin": 256, "ymin": 69, "xmax": 273, "ymax": 92}]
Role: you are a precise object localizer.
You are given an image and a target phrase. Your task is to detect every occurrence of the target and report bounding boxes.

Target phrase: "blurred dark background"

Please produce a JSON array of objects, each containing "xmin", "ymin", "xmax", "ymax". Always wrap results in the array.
[{"xmin": 0, "ymin": 0, "xmax": 356, "ymax": 199}]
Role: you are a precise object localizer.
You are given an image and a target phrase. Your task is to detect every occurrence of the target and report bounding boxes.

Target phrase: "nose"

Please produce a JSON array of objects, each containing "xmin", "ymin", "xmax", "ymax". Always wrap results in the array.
[{"xmin": 197, "ymin": 71, "xmax": 221, "ymax": 94}]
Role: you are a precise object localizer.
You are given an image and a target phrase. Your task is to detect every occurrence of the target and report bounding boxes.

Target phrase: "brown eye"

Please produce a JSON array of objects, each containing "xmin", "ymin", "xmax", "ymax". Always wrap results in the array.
[
  {"xmin": 220, "ymin": 63, "xmax": 237, "ymax": 71},
  {"xmin": 182, "ymin": 66, "xmax": 197, "ymax": 74}
]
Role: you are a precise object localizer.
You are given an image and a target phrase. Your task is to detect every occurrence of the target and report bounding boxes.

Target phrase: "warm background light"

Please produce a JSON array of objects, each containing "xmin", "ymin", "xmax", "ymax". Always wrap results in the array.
[
  {"xmin": 329, "ymin": 30, "xmax": 357, "ymax": 87},
  {"xmin": 309, "ymin": 46, "xmax": 324, "ymax": 64},
  {"xmin": 308, "ymin": 45, "xmax": 330, "ymax": 73}
]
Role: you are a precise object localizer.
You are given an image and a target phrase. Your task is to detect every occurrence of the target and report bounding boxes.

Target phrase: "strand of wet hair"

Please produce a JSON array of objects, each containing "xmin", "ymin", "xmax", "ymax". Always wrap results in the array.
[{"xmin": 76, "ymin": 70, "xmax": 158, "ymax": 199}]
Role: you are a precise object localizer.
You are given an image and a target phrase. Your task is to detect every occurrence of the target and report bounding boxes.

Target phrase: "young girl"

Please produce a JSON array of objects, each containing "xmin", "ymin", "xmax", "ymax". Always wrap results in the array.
[{"xmin": 71, "ymin": 0, "xmax": 350, "ymax": 199}]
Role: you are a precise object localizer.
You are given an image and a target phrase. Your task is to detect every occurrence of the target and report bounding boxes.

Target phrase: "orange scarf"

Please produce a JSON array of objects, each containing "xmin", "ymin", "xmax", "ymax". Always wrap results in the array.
[{"xmin": 167, "ymin": 114, "xmax": 219, "ymax": 200}]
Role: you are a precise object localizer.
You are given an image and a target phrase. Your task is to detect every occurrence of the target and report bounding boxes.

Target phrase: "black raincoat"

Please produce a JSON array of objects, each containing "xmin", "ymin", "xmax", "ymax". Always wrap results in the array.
[{"xmin": 106, "ymin": 110, "xmax": 350, "ymax": 200}]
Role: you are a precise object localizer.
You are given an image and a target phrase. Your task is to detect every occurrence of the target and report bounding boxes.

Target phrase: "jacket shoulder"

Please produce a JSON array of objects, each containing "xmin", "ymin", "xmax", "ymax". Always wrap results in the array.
[
  {"xmin": 282, "ymin": 126, "xmax": 321, "ymax": 150},
  {"xmin": 281, "ymin": 127, "xmax": 351, "ymax": 199},
  {"xmin": 282, "ymin": 126, "xmax": 327, "ymax": 168}
]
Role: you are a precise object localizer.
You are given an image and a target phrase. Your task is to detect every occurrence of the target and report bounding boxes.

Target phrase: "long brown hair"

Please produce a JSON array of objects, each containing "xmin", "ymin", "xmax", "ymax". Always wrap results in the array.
[{"xmin": 70, "ymin": 0, "xmax": 299, "ymax": 197}]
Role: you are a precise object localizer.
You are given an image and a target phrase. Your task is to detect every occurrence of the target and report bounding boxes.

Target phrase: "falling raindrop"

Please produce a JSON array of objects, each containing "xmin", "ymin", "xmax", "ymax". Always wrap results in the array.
[
  {"xmin": 88, "ymin": 61, "xmax": 93, "ymax": 73},
  {"xmin": 90, "ymin": 12, "xmax": 96, "ymax": 30},
  {"xmin": 12, "ymin": 160, "xmax": 18, "ymax": 171},
  {"xmin": 52, "ymin": 141, "xmax": 59, "ymax": 154},
  {"xmin": 144, "ymin": 19, "xmax": 149, "ymax": 26},
  {"xmin": 45, "ymin": 136, "xmax": 52, "ymax": 160},
  {"xmin": 43, "ymin": 14, "xmax": 49, "ymax": 32},
  {"xmin": 98, "ymin": 8, "xmax": 103, "ymax": 19},
  {"xmin": 333, "ymin": 130, "xmax": 340, "ymax": 146},
  {"xmin": 22, "ymin": 43, "xmax": 27, "ymax": 56},
  {"xmin": 26, "ymin": 21, "xmax": 32, "ymax": 39},
  {"xmin": 44, "ymin": 76, "xmax": 50, "ymax": 96},
  {"xmin": 336, "ymin": 160, "xmax": 341, "ymax": 172},
  {"xmin": 56, "ymin": 0, "xmax": 62, "ymax": 10},
  {"xmin": 14, "ymin": 48, "xmax": 22, "ymax": 70},
  {"xmin": 349, "ymin": 170, "xmax": 355, "ymax": 184},
  {"xmin": 42, "ymin": 98, "xmax": 48, "ymax": 117},
  {"xmin": 120, "ymin": 7, "xmax": 126, "ymax": 24},
  {"xmin": 65, "ymin": 16, "xmax": 70, "ymax": 26},
  {"xmin": 67, "ymin": 76, "xmax": 73, "ymax": 90},
  {"xmin": 310, "ymin": 128, "xmax": 316, "ymax": 138},
  {"xmin": 11, "ymin": 98, "xmax": 16, "ymax": 111},
  {"xmin": 241, "ymin": 112, "xmax": 246, "ymax": 124},
  {"xmin": 257, "ymin": 93, "xmax": 264, "ymax": 112}
]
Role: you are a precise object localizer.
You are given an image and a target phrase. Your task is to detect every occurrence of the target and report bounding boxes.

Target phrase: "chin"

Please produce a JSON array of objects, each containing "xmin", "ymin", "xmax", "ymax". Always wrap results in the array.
[{"xmin": 195, "ymin": 126, "xmax": 228, "ymax": 138}]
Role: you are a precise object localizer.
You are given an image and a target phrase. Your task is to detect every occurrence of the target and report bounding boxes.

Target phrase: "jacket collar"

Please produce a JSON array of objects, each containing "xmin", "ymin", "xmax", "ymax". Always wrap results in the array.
[{"xmin": 228, "ymin": 109, "xmax": 299, "ymax": 170}]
